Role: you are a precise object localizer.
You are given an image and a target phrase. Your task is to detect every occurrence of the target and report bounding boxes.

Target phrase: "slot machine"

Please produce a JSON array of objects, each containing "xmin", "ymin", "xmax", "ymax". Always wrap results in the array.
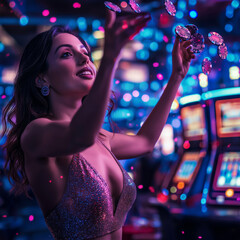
[
  {"xmin": 162, "ymin": 96, "xmax": 210, "ymax": 205},
  {"xmin": 205, "ymin": 91, "xmax": 240, "ymax": 206}
]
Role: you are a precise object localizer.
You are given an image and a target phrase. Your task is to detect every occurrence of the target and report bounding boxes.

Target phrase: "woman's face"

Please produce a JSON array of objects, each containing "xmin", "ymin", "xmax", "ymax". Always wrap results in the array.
[{"xmin": 44, "ymin": 33, "xmax": 96, "ymax": 97}]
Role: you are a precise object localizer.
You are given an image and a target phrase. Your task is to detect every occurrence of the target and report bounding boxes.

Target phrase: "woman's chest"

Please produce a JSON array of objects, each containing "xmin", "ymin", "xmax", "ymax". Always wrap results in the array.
[{"xmin": 79, "ymin": 139, "xmax": 124, "ymax": 202}]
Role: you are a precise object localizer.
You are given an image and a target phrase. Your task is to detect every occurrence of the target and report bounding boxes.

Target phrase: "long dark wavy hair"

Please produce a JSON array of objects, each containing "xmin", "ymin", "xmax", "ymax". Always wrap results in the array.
[{"xmin": 1, "ymin": 25, "xmax": 118, "ymax": 198}]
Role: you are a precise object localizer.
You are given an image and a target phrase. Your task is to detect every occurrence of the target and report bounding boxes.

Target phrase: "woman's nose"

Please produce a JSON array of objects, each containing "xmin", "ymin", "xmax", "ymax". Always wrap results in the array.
[{"xmin": 76, "ymin": 53, "xmax": 89, "ymax": 66}]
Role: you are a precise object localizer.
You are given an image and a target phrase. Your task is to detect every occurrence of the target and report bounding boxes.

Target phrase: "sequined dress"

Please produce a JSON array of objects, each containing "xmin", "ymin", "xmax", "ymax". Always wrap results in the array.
[{"xmin": 44, "ymin": 138, "xmax": 137, "ymax": 240}]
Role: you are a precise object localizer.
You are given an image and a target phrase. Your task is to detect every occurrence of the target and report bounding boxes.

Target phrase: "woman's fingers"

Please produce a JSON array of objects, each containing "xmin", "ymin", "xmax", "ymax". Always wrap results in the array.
[
  {"xmin": 105, "ymin": 9, "xmax": 116, "ymax": 29},
  {"xmin": 116, "ymin": 13, "xmax": 151, "ymax": 37}
]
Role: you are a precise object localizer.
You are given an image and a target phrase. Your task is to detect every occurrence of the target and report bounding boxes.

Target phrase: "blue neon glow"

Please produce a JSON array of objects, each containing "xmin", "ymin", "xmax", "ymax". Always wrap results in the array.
[
  {"xmin": 231, "ymin": 0, "xmax": 239, "ymax": 8},
  {"xmin": 202, "ymin": 87, "xmax": 240, "ymax": 100},
  {"xmin": 150, "ymin": 42, "xmax": 158, "ymax": 51},
  {"xmin": 77, "ymin": 17, "xmax": 87, "ymax": 31},
  {"xmin": 20, "ymin": 16, "xmax": 29, "ymax": 26},
  {"xmin": 154, "ymin": 30, "xmax": 164, "ymax": 42},
  {"xmin": 140, "ymin": 28, "xmax": 154, "ymax": 38},
  {"xmin": 121, "ymin": 82, "xmax": 134, "ymax": 91},
  {"xmin": 188, "ymin": 0, "xmax": 197, "ymax": 6},
  {"xmin": 227, "ymin": 53, "xmax": 235, "ymax": 62},
  {"xmin": 201, "ymin": 205, "xmax": 208, "ymax": 213},
  {"xmin": 5, "ymin": 86, "xmax": 13, "ymax": 96},
  {"xmin": 178, "ymin": 0, "xmax": 186, "ymax": 10},
  {"xmin": 201, "ymin": 198, "xmax": 206, "ymax": 204},
  {"xmin": 180, "ymin": 194, "xmax": 187, "ymax": 200},
  {"xmin": 119, "ymin": 99, "xmax": 130, "ymax": 107},
  {"xmin": 189, "ymin": 10, "xmax": 198, "ymax": 18},
  {"xmin": 209, "ymin": 45, "xmax": 217, "ymax": 56},
  {"xmin": 226, "ymin": 5, "xmax": 234, "ymax": 18},
  {"xmin": 139, "ymin": 82, "xmax": 148, "ymax": 91},
  {"xmin": 0, "ymin": 86, "xmax": 4, "ymax": 95},
  {"xmin": 136, "ymin": 49, "xmax": 149, "ymax": 60},
  {"xmin": 166, "ymin": 43, "xmax": 173, "ymax": 53},
  {"xmin": 179, "ymin": 94, "xmax": 201, "ymax": 105},
  {"xmin": 176, "ymin": 11, "xmax": 184, "ymax": 19},
  {"xmin": 92, "ymin": 19, "xmax": 101, "ymax": 30},
  {"xmin": 150, "ymin": 81, "xmax": 160, "ymax": 91},
  {"xmin": 225, "ymin": 24, "xmax": 233, "ymax": 32},
  {"xmin": 203, "ymin": 188, "xmax": 208, "ymax": 194},
  {"xmin": 162, "ymin": 189, "xmax": 169, "ymax": 195},
  {"xmin": 0, "ymin": 42, "xmax": 4, "ymax": 52},
  {"xmin": 112, "ymin": 108, "xmax": 134, "ymax": 121}
]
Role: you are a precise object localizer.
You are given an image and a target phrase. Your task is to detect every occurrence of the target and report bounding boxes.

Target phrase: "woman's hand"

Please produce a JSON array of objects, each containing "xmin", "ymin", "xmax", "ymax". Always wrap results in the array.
[
  {"xmin": 171, "ymin": 37, "xmax": 196, "ymax": 81},
  {"xmin": 103, "ymin": 9, "xmax": 151, "ymax": 59}
]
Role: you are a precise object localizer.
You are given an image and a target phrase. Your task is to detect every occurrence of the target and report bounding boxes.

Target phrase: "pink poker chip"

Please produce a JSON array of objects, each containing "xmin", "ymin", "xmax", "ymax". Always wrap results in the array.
[
  {"xmin": 202, "ymin": 57, "xmax": 212, "ymax": 75},
  {"xmin": 104, "ymin": 1, "xmax": 121, "ymax": 13},
  {"xmin": 208, "ymin": 32, "xmax": 224, "ymax": 45},
  {"xmin": 175, "ymin": 25, "xmax": 191, "ymax": 40},
  {"xmin": 218, "ymin": 44, "xmax": 228, "ymax": 59},
  {"xmin": 129, "ymin": 0, "xmax": 141, "ymax": 13},
  {"xmin": 164, "ymin": 0, "xmax": 176, "ymax": 16}
]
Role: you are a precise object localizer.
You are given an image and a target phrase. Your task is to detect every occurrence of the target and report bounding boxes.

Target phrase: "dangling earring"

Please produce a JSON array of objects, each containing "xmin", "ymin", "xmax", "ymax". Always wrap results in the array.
[{"xmin": 41, "ymin": 85, "xmax": 50, "ymax": 96}]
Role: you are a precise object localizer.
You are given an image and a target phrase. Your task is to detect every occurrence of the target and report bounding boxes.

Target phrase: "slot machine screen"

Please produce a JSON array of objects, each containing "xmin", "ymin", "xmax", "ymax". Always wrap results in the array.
[
  {"xmin": 213, "ymin": 152, "xmax": 240, "ymax": 190},
  {"xmin": 216, "ymin": 98, "xmax": 240, "ymax": 138},
  {"xmin": 173, "ymin": 152, "xmax": 201, "ymax": 183},
  {"xmin": 181, "ymin": 104, "xmax": 206, "ymax": 141}
]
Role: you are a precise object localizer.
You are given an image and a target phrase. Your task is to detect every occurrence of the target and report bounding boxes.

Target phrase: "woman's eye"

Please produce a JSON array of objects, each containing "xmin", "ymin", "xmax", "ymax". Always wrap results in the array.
[{"xmin": 61, "ymin": 52, "xmax": 72, "ymax": 58}]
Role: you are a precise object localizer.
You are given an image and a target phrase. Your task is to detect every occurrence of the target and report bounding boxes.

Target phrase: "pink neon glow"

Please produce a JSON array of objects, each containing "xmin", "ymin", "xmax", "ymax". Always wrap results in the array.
[
  {"xmin": 183, "ymin": 140, "xmax": 190, "ymax": 149},
  {"xmin": 73, "ymin": 2, "xmax": 81, "ymax": 8},
  {"xmin": 115, "ymin": 80, "xmax": 120, "ymax": 84},
  {"xmin": 29, "ymin": 215, "xmax": 34, "ymax": 221},
  {"xmin": 182, "ymin": 231, "xmax": 185, "ymax": 234},
  {"xmin": 98, "ymin": 26, "xmax": 105, "ymax": 32},
  {"xmin": 2, "ymin": 215, "xmax": 7, "ymax": 218},
  {"xmin": 9, "ymin": 1, "xmax": 16, "ymax": 8},
  {"xmin": 157, "ymin": 73, "xmax": 163, "ymax": 80},
  {"xmin": 132, "ymin": 90, "xmax": 139, "ymax": 97},
  {"xmin": 153, "ymin": 62, "xmax": 159, "ymax": 67},
  {"xmin": 50, "ymin": 17, "xmax": 57, "ymax": 23},
  {"xmin": 121, "ymin": 1, "xmax": 127, "ymax": 8},
  {"xmin": 142, "ymin": 94, "xmax": 149, "ymax": 102},
  {"xmin": 131, "ymin": 166, "xmax": 134, "ymax": 170},
  {"xmin": 49, "ymin": 180, "xmax": 52, "ymax": 183},
  {"xmin": 42, "ymin": 9, "xmax": 49, "ymax": 16},
  {"xmin": 60, "ymin": 176, "xmax": 63, "ymax": 179},
  {"xmin": 149, "ymin": 186, "xmax": 155, "ymax": 193},
  {"xmin": 1, "ymin": 95, "xmax": 6, "ymax": 99},
  {"xmin": 198, "ymin": 237, "xmax": 202, "ymax": 239},
  {"xmin": 138, "ymin": 185, "xmax": 143, "ymax": 189},
  {"xmin": 123, "ymin": 93, "xmax": 132, "ymax": 102},
  {"xmin": 163, "ymin": 35, "xmax": 169, "ymax": 43}
]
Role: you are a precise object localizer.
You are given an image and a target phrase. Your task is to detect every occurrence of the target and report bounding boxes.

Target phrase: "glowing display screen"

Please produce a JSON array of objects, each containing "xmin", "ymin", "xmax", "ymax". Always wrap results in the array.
[
  {"xmin": 173, "ymin": 152, "xmax": 200, "ymax": 183},
  {"xmin": 215, "ymin": 152, "xmax": 240, "ymax": 188},
  {"xmin": 181, "ymin": 104, "xmax": 206, "ymax": 140},
  {"xmin": 216, "ymin": 98, "xmax": 240, "ymax": 138}
]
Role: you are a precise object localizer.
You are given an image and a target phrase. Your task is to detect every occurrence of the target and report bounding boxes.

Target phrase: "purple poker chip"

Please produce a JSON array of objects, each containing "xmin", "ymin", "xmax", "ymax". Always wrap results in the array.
[
  {"xmin": 202, "ymin": 57, "xmax": 212, "ymax": 75},
  {"xmin": 164, "ymin": 0, "xmax": 176, "ymax": 16},
  {"xmin": 208, "ymin": 32, "xmax": 224, "ymax": 45},
  {"xmin": 185, "ymin": 24, "xmax": 198, "ymax": 35},
  {"xmin": 192, "ymin": 44, "xmax": 205, "ymax": 53},
  {"xmin": 129, "ymin": 0, "xmax": 141, "ymax": 13},
  {"xmin": 218, "ymin": 43, "xmax": 228, "ymax": 59},
  {"xmin": 104, "ymin": 1, "xmax": 121, "ymax": 13},
  {"xmin": 191, "ymin": 33, "xmax": 205, "ymax": 53},
  {"xmin": 175, "ymin": 25, "xmax": 191, "ymax": 40}
]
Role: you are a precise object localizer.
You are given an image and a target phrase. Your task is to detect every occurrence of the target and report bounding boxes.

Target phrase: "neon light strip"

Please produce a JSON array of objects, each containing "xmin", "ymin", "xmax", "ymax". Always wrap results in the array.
[
  {"xmin": 202, "ymin": 87, "xmax": 240, "ymax": 100},
  {"xmin": 179, "ymin": 94, "xmax": 201, "ymax": 105}
]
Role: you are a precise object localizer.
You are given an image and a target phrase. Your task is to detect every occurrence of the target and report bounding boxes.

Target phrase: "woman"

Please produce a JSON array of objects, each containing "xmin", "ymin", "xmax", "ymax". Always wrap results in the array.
[{"xmin": 1, "ymin": 9, "xmax": 195, "ymax": 240}]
